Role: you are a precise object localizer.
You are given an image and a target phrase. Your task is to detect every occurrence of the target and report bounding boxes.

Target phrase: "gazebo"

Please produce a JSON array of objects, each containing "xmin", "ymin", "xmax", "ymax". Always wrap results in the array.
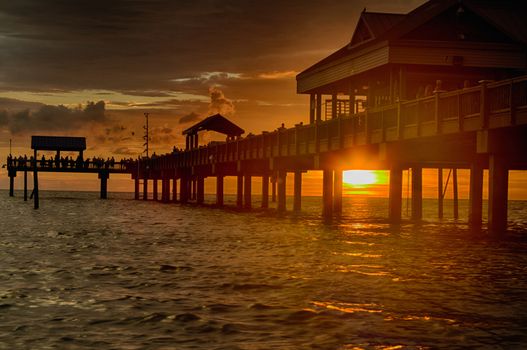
[{"xmin": 182, "ymin": 113, "xmax": 245, "ymax": 150}]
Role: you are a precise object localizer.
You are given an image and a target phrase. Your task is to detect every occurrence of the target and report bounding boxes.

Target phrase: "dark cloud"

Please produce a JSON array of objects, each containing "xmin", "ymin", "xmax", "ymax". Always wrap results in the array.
[
  {"xmin": 0, "ymin": 97, "xmax": 44, "ymax": 110},
  {"xmin": 179, "ymin": 112, "xmax": 201, "ymax": 125},
  {"xmin": 2, "ymin": 100, "xmax": 108, "ymax": 134},
  {"xmin": 0, "ymin": 0, "xmax": 425, "ymax": 92}
]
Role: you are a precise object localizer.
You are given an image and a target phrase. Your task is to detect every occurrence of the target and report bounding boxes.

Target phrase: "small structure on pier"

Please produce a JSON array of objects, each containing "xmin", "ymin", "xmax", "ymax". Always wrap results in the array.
[
  {"xmin": 7, "ymin": 135, "xmax": 130, "ymax": 209},
  {"xmin": 182, "ymin": 113, "xmax": 244, "ymax": 150}
]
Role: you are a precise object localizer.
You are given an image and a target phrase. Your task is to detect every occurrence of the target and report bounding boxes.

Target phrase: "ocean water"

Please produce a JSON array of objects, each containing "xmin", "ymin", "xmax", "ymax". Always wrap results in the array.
[{"xmin": 1, "ymin": 191, "xmax": 527, "ymax": 350}]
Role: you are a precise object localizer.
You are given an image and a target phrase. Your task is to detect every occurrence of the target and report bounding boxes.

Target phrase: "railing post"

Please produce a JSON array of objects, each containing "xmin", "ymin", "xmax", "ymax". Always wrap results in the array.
[
  {"xmin": 480, "ymin": 82, "xmax": 488, "ymax": 129},
  {"xmin": 435, "ymin": 92, "xmax": 441, "ymax": 134},
  {"xmin": 510, "ymin": 80, "xmax": 516, "ymax": 125},
  {"xmin": 397, "ymin": 101, "xmax": 403, "ymax": 139}
]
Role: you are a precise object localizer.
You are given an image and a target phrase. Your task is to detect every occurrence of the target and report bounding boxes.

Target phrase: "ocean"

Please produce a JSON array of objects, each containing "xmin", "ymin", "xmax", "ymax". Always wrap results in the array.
[{"xmin": 1, "ymin": 191, "xmax": 527, "ymax": 349}]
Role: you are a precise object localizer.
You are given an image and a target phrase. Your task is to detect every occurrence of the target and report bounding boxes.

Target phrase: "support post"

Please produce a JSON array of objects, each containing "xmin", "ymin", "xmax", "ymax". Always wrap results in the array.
[
  {"xmin": 438, "ymin": 168, "xmax": 443, "ymax": 219},
  {"xmin": 293, "ymin": 171, "xmax": 302, "ymax": 212},
  {"xmin": 9, "ymin": 171, "xmax": 15, "ymax": 197},
  {"xmin": 389, "ymin": 167, "xmax": 403, "ymax": 222},
  {"xmin": 453, "ymin": 168, "xmax": 459, "ymax": 219},
  {"xmin": 33, "ymin": 149, "xmax": 39, "ymax": 209},
  {"xmin": 180, "ymin": 176, "xmax": 188, "ymax": 204},
  {"xmin": 322, "ymin": 169, "xmax": 333, "ymax": 218},
  {"xmin": 236, "ymin": 174, "xmax": 243, "ymax": 208},
  {"xmin": 261, "ymin": 174, "xmax": 269, "ymax": 208},
  {"xmin": 197, "ymin": 177, "xmax": 204, "ymax": 204},
  {"xmin": 244, "ymin": 174, "xmax": 252, "ymax": 209},
  {"xmin": 99, "ymin": 171, "xmax": 109, "ymax": 199},
  {"xmin": 333, "ymin": 170, "xmax": 343, "ymax": 214},
  {"xmin": 469, "ymin": 163, "xmax": 483, "ymax": 228},
  {"xmin": 271, "ymin": 174, "xmax": 277, "ymax": 202},
  {"xmin": 277, "ymin": 171, "xmax": 286, "ymax": 212},
  {"xmin": 134, "ymin": 178, "xmax": 139, "ymax": 200},
  {"xmin": 411, "ymin": 167, "xmax": 422, "ymax": 220},
  {"xmin": 309, "ymin": 94, "xmax": 315, "ymax": 124},
  {"xmin": 143, "ymin": 177, "xmax": 148, "ymax": 200},
  {"xmin": 216, "ymin": 175, "xmax": 224, "ymax": 206},
  {"xmin": 316, "ymin": 93, "xmax": 322, "ymax": 122},
  {"xmin": 153, "ymin": 178, "xmax": 158, "ymax": 201},
  {"xmin": 488, "ymin": 155, "xmax": 508, "ymax": 234},
  {"xmin": 24, "ymin": 171, "xmax": 27, "ymax": 201},
  {"xmin": 173, "ymin": 178, "xmax": 178, "ymax": 202}
]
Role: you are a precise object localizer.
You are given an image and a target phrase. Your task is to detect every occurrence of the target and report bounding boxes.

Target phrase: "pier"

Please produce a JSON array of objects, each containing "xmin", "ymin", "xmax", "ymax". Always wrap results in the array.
[
  {"xmin": 6, "ymin": 0, "xmax": 527, "ymax": 234},
  {"xmin": 7, "ymin": 136, "xmax": 132, "ymax": 209}
]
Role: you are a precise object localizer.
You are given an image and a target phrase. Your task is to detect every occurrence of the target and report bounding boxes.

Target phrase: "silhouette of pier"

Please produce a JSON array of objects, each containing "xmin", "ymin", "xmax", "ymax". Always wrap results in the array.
[
  {"xmin": 5, "ymin": 0, "xmax": 527, "ymax": 234},
  {"xmin": 7, "ymin": 136, "xmax": 133, "ymax": 208}
]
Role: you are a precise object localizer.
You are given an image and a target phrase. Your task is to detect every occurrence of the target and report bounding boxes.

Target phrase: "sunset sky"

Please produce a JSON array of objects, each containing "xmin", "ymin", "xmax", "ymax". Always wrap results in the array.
[{"xmin": 1, "ymin": 0, "xmax": 525, "ymax": 199}]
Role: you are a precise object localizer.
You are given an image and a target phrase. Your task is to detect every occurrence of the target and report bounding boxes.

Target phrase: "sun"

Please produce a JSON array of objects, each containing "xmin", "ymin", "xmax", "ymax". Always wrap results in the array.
[{"xmin": 342, "ymin": 170, "xmax": 378, "ymax": 186}]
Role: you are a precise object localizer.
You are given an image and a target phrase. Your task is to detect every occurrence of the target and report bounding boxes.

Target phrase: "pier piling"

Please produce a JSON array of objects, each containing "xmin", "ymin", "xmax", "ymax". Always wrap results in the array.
[
  {"xmin": 244, "ymin": 174, "xmax": 252, "ymax": 209},
  {"xmin": 293, "ymin": 171, "xmax": 302, "ymax": 212},
  {"xmin": 277, "ymin": 171, "xmax": 286, "ymax": 212},
  {"xmin": 24, "ymin": 171, "xmax": 27, "ymax": 201},
  {"xmin": 216, "ymin": 175, "xmax": 224, "ymax": 206},
  {"xmin": 322, "ymin": 169, "xmax": 333, "ymax": 218},
  {"xmin": 261, "ymin": 174, "xmax": 269, "ymax": 208},
  {"xmin": 389, "ymin": 167, "xmax": 402, "ymax": 222},
  {"xmin": 488, "ymin": 155, "xmax": 509, "ymax": 234},
  {"xmin": 333, "ymin": 170, "xmax": 342, "ymax": 214},
  {"xmin": 469, "ymin": 163, "xmax": 483, "ymax": 228},
  {"xmin": 236, "ymin": 175, "xmax": 243, "ymax": 208},
  {"xmin": 411, "ymin": 167, "xmax": 422, "ymax": 220}
]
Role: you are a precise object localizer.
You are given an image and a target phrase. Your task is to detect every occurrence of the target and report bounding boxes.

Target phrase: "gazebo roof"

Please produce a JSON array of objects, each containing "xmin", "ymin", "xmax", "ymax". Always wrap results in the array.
[
  {"xmin": 182, "ymin": 113, "xmax": 244, "ymax": 137},
  {"xmin": 31, "ymin": 136, "xmax": 86, "ymax": 151}
]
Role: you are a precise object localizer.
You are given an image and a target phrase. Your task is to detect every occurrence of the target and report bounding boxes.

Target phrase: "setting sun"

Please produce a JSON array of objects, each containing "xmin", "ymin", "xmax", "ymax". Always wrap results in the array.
[{"xmin": 343, "ymin": 170, "xmax": 378, "ymax": 186}]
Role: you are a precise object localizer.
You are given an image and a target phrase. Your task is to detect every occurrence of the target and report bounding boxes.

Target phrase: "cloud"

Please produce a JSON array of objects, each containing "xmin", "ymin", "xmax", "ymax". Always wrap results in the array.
[
  {"xmin": 178, "ymin": 112, "xmax": 200, "ymax": 124},
  {"xmin": 258, "ymin": 71, "xmax": 298, "ymax": 80},
  {"xmin": 2, "ymin": 100, "xmax": 108, "ymax": 134},
  {"xmin": 208, "ymin": 86, "xmax": 234, "ymax": 116}
]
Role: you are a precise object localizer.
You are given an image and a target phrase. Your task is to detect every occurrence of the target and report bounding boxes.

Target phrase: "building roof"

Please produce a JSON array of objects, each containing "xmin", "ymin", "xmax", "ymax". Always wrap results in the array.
[
  {"xmin": 298, "ymin": 0, "xmax": 527, "ymax": 78},
  {"xmin": 31, "ymin": 136, "xmax": 86, "ymax": 151},
  {"xmin": 182, "ymin": 114, "xmax": 244, "ymax": 137}
]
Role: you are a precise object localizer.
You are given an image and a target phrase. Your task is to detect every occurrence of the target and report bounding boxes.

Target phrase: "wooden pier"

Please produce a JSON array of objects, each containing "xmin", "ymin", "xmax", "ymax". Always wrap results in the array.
[
  {"xmin": 126, "ymin": 75, "xmax": 527, "ymax": 233},
  {"xmin": 7, "ymin": 136, "xmax": 132, "ymax": 208},
  {"xmin": 5, "ymin": 0, "xmax": 527, "ymax": 234}
]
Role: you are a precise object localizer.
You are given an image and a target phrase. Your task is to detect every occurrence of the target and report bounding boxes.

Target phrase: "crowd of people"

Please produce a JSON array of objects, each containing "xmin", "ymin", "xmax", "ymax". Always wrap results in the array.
[{"xmin": 7, "ymin": 154, "xmax": 135, "ymax": 170}]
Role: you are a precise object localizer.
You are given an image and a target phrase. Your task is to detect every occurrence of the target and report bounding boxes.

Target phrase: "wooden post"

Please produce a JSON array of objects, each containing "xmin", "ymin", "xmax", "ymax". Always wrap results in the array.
[
  {"xmin": 244, "ymin": 174, "xmax": 252, "ymax": 209},
  {"xmin": 33, "ymin": 149, "xmax": 39, "ymax": 209},
  {"xmin": 172, "ymin": 177, "xmax": 182, "ymax": 203},
  {"xmin": 277, "ymin": 171, "xmax": 286, "ymax": 213},
  {"xmin": 236, "ymin": 174, "xmax": 243, "ymax": 208},
  {"xmin": 453, "ymin": 168, "xmax": 459, "ymax": 219},
  {"xmin": 309, "ymin": 94, "xmax": 315, "ymax": 124},
  {"xmin": 180, "ymin": 175, "xmax": 189, "ymax": 204},
  {"xmin": 261, "ymin": 174, "xmax": 269, "ymax": 208},
  {"xmin": 8, "ymin": 170, "xmax": 15, "ymax": 197},
  {"xmin": 134, "ymin": 178, "xmax": 139, "ymax": 200},
  {"xmin": 322, "ymin": 169, "xmax": 333, "ymax": 218},
  {"xmin": 24, "ymin": 170, "xmax": 27, "ymax": 201},
  {"xmin": 197, "ymin": 177, "xmax": 204, "ymax": 204},
  {"xmin": 271, "ymin": 174, "xmax": 277, "ymax": 203},
  {"xmin": 293, "ymin": 171, "xmax": 302, "ymax": 212},
  {"xmin": 438, "ymin": 168, "xmax": 443, "ymax": 219},
  {"xmin": 333, "ymin": 170, "xmax": 343, "ymax": 214},
  {"xmin": 153, "ymin": 178, "xmax": 158, "ymax": 201},
  {"xmin": 411, "ymin": 167, "xmax": 422, "ymax": 220},
  {"xmin": 143, "ymin": 177, "xmax": 148, "ymax": 200},
  {"xmin": 331, "ymin": 93, "xmax": 337, "ymax": 119},
  {"xmin": 468, "ymin": 163, "xmax": 483, "ymax": 228},
  {"xmin": 316, "ymin": 93, "xmax": 322, "ymax": 122},
  {"xmin": 389, "ymin": 167, "xmax": 403, "ymax": 222},
  {"xmin": 216, "ymin": 175, "xmax": 224, "ymax": 206},
  {"xmin": 488, "ymin": 155, "xmax": 508, "ymax": 234},
  {"xmin": 99, "ymin": 171, "xmax": 108, "ymax": 199}
]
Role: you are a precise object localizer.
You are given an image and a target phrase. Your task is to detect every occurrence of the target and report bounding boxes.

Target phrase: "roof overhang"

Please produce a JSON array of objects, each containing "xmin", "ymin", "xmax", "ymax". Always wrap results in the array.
[{"xmin": 31, "ymin": 135, "xmax": 87, "ymax": 151}]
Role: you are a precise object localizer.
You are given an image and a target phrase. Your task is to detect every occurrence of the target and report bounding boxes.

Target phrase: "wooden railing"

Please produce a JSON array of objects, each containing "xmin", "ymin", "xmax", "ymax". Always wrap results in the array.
[{"xmin": 137, "ymin": 75, "xmax": 527, "ymax": 172}]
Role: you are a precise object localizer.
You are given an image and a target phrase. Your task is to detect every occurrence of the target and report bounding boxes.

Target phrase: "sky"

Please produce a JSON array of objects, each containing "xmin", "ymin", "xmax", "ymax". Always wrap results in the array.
[{"xmin": 2, "ymin": 0, "xmax": 525, "ymax": 200}]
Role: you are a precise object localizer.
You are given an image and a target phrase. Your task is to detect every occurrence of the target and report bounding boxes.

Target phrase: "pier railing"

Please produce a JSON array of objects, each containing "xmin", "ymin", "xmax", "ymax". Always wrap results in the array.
[{"xmin": 137, "ymin": 75, "xmax": 527, "ymax": 172}]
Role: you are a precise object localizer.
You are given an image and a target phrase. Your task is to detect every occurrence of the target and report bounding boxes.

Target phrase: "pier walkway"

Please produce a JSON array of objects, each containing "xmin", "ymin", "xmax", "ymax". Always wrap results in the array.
[{"xmin": 128, "ymin": 75, "xmax": 527, "ymax": 234}]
